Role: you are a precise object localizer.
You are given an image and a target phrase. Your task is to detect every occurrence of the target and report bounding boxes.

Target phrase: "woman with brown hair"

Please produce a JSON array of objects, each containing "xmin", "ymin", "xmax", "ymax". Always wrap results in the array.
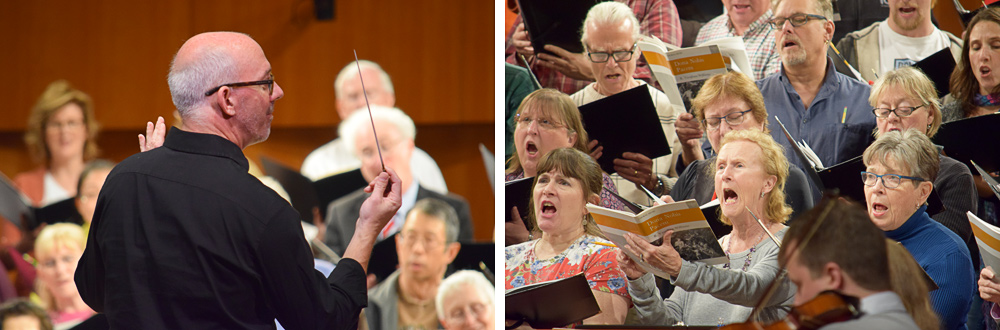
[
  {"xmin": 944, "ymin": 7, "xmax": 1000, "ymax": 223},
  {"xmin": 505, "ymin": 148, "xmax": 631, "ymax": 327},
  {"xmin": 886, "ymin": 241, "xmax": 939, "ymax": 330}
]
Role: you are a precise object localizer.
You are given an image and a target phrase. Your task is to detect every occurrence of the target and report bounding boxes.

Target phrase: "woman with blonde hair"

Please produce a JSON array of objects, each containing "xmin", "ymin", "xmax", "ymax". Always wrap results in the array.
[
  {"xmin": 620, "ymin": 129, "xmax": 794, "ymax": 326},
  {"xmin": 33, "ymin": 223, "xmax": 93, "ymax": 328}
]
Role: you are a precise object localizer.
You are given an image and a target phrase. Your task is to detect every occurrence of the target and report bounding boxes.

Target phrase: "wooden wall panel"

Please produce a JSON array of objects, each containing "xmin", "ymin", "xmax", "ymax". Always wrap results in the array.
[{"xmin": 0, "ymin": 1, "xmax": 496, "ymax": 241}]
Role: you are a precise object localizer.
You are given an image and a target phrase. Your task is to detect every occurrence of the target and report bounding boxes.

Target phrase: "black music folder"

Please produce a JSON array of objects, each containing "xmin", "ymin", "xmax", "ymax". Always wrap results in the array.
[
  {"xmin": 450, "ymin": 242, "xmax": 495, "ymax": 278},
  {"xmin": 579, "ymin": 85, "xmax": 672, "ymax": 175},
  {"xmin": 699, "ymin": 200, "xmax": 732, "ymax": 238},
  {"xmin": 505, "ymin": 273, "xmax": 601, "ymax": 329},
  {"xmin": 933, "ymin": 113, "xmax": 1000, "ymax": 173},
  {"xmin": 260, "ymin": 157, "xmax": 367, "ymax": 222},
  {"xmin": 505, "ymin": 176, "xmax": 534, "ymax": 223},
  {"xmin": 0, "ymin": 173, "xmax": 82, "ymax": 230},
  {"xmin": 515, "ymin": 0, "xmax": 601, "ymax": 55},
  {"xmin": 913, "ymin": 47, "xmax": 956, "ymax": 98}
]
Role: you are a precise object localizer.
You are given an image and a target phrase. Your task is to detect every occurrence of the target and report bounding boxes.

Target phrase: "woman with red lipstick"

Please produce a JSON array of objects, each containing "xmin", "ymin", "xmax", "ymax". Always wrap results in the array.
[
  {"xmin": 869, "ymin": 66, "xmax": 979, "ymax": 271},
  {"xmin": 945, "ymin": 8, "xmax": 1000, "ymax": 225},
  {"xmin": 33, "ymin": 223, "xmax": 94, "ymax": 327},
  {"xmin": 505, "ymin": 148, "xmax": 631, "ymax": 327},
  {"xmin": 618, "ymin": 129, "xmax": 794, "ymax": 326},
  {"xmin": 505, "ymin": 89, "xmax": 628, "ymax": 245},
  {"xmin": 861, "ymin": 129, "xmax": 975, "ymax": 330}
]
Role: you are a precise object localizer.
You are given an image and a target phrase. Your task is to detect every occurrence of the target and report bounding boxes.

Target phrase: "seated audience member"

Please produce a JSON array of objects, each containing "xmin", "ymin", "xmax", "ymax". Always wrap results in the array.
[
  {"xmin": 9, "ymin": 81, "xmax": 101, "ymax": 248},
  {"xmin": 943, "ymin": 8, "xmax": 1000, "ymax": 223},
  {"xmin": 300, "ymin": 60, "xmax": 447, "ymax": 194},
  {"xmin": 759, "ymin": 0, "xmax": 876, "ymax": 170},
  {"xmin": 324, "ymin": 106, "xmax": 472, "ymax": 255},
  {"xmin": 835, "ymin": 0, "xmax": 961, "ymax": 82},
  {"xmin": 506, "ymin": 89, "xmax": 627, "ymax": 246},
  {"xmin": 505, "ymin": 0, "xmax": 682, "ymax": 95},
  {"xmin": 869, "ymin": 66, "xmax": 979, "ymax": 269},
  {"xmin": 886, "ymin": 241, "xmax": 939, "ymax": 330},
  {"xmin": 695, "ymin": 0, "xmax": 780, "ymax": 80},
  {"xmin": 366, "ymin": 198, "xmax": 461, "ymax": 330},
  {"xmin": 505, "ymin": 148, "xmax": 630, "ymax": 326},
  {"xmin": 33, "ymin": 224, "xmax": 93, "ymax": 328},
  {"xmin": 672, "ymin": 71, "xmax": 813, "ymax": 219},
  {"xmin": 0, "ymin": 298, "xmax": 52, "ymax": 330},
  {"xmin": 73, "ymin": 160, "xmax": 115, "ymax": 232},
  {"xmin": 506, "ymin": 63, "xmax": 537, "ymax": 161},
  {"xmin": 435, "ymin": 270, "xmax": 494, "ymax": 330},
  {"xmin": 620, "ymin": 129, "xmax": 794, "ymax": 326},
  {"xmin": 861, "ymin": 130, "xmax": 975, "ymax": 330},
  {"xmin": 779, "ymin": 199, "xmax": 919, "ymax": 329},
  {"xmin": 570, "ymin": 1, "xmax": 682, "ymax": 205}
]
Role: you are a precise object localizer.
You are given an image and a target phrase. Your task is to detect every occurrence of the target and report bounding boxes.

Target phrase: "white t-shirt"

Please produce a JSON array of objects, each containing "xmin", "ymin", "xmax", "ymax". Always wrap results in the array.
[{"xmin": 877, "ymin": 22, "xmax": 950, "ymax": 74}]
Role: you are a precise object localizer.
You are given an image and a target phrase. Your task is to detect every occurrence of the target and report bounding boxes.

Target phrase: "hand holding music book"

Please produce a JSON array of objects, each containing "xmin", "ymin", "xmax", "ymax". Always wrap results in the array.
[
  {"xmin": 505, "ymin": 273, "xmax": 601, "ymax": 329},
  {"xmin": 588, "ymin": 199, "xmax": 727, "ymax": 279},
  {"xmin": 578, "ymin": 85, "xmax": 672, "ymax": 175}
]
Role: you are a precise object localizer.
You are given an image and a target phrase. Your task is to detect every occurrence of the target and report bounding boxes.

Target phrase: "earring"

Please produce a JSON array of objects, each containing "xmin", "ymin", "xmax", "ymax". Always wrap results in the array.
[{"xmin": 760, "ymin": 191, "xmax": 765, "ymax": 198}]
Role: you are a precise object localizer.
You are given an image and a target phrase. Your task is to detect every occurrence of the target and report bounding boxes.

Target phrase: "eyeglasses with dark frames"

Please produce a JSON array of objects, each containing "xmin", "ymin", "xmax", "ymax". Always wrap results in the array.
[
  {"xmin": 767, "ymin": 13, "xmax": 827, "ymax": 28},
  {"xmin": 587, "ymin": 43, "xmax": 638, "ymax": 63},
  {"xmin": 860, "ymin": 171, "xmax": 926, "ymax": 189},
  {"xmin": 872, "ymin": 105, "xmax": 926, "ymax": 118},
  {"xmin": 204, "ymin": 73, "xmax": 275, "ymax": 97},
  {"xmin": 702, "ymin": 109, "xmax": 753, "ymax": 131}
]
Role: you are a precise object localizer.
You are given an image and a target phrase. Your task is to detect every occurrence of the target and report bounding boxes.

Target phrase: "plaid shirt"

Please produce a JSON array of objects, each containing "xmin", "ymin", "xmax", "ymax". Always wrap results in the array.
[
  {"xmin": 505, "ymin": 0, "xmax": 683, "ymax": 95},
  {"xmin": 695, "ymin": 11, "xmax": 781, "ymax": 81}
]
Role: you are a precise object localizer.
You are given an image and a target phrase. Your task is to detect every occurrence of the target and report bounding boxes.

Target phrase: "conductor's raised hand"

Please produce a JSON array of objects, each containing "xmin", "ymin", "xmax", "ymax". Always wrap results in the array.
[
  {"xmin": 138, "ymin": 116, "xmax": 167, "ymax": 152},
  {"xmin": 359, "ymin": 168, "xmax": 403, "ymax": 234},
  {"xmin": 537, "ymin": 44, "xmax": 594, "ymax": 81},
  {"xmin": 622, "ymin": 231, "xmax": 682, "ymax": 277}
]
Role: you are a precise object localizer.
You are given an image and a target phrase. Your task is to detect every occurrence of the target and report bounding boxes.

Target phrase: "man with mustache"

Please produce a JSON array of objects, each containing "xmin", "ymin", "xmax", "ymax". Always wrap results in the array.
[
  {"xmin": 835, "ymin": 0, "xmax": 962, "ymax": 82},
  {"xmin": 755, "ymin": 0, "xmax": 876, "ymax": 172}
]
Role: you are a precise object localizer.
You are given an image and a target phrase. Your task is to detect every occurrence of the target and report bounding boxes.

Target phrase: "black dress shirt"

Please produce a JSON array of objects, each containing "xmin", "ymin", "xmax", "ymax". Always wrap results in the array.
[{"xmin": 75, "ymin": 128, "xmax": 367, "ymax": 329}]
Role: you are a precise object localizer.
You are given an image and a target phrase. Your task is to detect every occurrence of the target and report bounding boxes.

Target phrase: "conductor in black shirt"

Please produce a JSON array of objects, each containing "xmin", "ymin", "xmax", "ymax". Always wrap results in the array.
[{"xmin": 74, "ymin": 31, "xmax": 403, "ymax": 329}]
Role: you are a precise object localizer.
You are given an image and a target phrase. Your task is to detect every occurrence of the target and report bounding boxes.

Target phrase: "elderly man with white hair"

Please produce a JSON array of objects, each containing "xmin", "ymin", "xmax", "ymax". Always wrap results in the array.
[
  {"xmin": 323, "ymin": 105, "xmax": 473, "ymax": 256},
  {"xmin": 570, "ymin": 1, "xmax": 682, "ymax": 206},
  {"xmin": 300, "ymin": 60, "xmax": 449, "ymax": 194},
  {"xmin": 435, "ymin": 270, "xmax": 494, "ymax": 330}
]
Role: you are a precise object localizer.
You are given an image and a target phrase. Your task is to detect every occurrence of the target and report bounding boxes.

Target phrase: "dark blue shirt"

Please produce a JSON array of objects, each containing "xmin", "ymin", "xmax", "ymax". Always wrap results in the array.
[
  {"xmin": 885, "ymin": 205, "xmax": 975, "ymax": 330},
  {"xmin": 756, "ymin": 57, "xmax": 876, "ymax": 170}
]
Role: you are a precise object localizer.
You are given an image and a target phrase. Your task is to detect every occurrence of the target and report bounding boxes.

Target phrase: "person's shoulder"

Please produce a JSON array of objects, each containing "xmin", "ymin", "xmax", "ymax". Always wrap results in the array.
[
  {"xmin": 368, "ymin": 270, "xmax": 400, "ymax": 302},
  {"xmin": 938, "ymin": 155, "xmax": 971, "ymax": 176},
  {"xmin": 569, "ymin": 83, "xmax": 599, "ymax": 105}
]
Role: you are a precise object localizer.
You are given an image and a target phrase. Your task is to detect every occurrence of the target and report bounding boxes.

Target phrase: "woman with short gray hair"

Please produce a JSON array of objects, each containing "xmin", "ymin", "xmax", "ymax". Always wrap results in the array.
[{"xmin": 861, "ymin": 129, "xmax": 975, "ymax": 330}]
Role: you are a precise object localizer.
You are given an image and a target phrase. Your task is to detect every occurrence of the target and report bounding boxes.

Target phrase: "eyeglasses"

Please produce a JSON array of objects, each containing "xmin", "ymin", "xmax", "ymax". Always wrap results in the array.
[
  {"xmin": 359, "ymin": 138, "xmax": 403, "ymax": 160},
  {"xmin": 702, "ymin": 109, "xmax": 753, "ymax": 131},
  {"xmin": 45, "ymin": 119, "xmax": 84, "ymax": 131},
  {"xmin": 398, "ymin": 231, "xmax": 445, "ymax": 250},
  {"xmin": 872, "ymin": 105, "xmax": 926, "ymax": 118},
  {"xmin": 586, "ymin": 43, "xmax": 638, "ymax": 63},
  {"xmin": 446, "ymin": 302, "xmax": 489, "ymax": 324},
  {"xmin": 767, "ymin": 13, "xmax": 827, "ymax": 28},
  {"xmin": 515, "ymin": 114, "xmax": 565, "ymax": 130},
  {"xmin": 860, "ymin": 171, "xmax": 926, "ymax": 189},
  {"xmin": 204, "ymin": 73, "xmax": 275, "ymax": 97}
]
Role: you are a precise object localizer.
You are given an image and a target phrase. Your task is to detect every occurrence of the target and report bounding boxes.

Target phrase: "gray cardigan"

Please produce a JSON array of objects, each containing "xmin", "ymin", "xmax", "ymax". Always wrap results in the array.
[
  {"xmin": 366, "ymin": 270, "xmax": 443, "ymax": 330},
  {"xmin": 627, "ymin": 228, "xmax": 794, "ymax": 326}
]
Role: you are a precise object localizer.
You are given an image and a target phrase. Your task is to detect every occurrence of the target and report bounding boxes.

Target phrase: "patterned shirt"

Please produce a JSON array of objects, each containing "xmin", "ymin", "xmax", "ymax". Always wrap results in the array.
[
  {"xmin": 506, "ymin": 170, "xmax": 628, "ymax": 212},
  {"xmin": 505, "ymin": 0, "xmax": 683, "ymax": 95},
  {"xmin": 695, "ymin": 10, "xmax": 781, "ymax": 80},
  {"xmin": 505, "ymin": 234, "xmax": 630, "ymax": 299}
]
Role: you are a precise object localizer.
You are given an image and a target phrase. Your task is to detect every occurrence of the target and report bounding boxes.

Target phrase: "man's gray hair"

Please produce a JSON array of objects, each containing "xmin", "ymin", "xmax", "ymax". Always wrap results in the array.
[
  {"xmin": 334, "ymin": 60, "xmax": 395, "ymax": 98},
  {"xmin": 580, "ymin": 1, "xmax": 641, "ymax": 47},
  {"xmin": 434, "ymin": 270, "xmax": 494, "ymax": 321},
  {"xmin": 772, "ymin": 0, "xmax": 834, "ymax": 20},
  {"xmin": 408, "ymin": 197, "xmax": 460, "ymax": 244},
  {"xmin": 167, "ymin": 46, "xmax": 238, "ymax": 119},
  {"xmin": 862, "ymin": 129, "xmax": 940, "ymax": 182},
  {"xmin": 339, "ymin": 105, "xmax": 416, "ymax": 157}
]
